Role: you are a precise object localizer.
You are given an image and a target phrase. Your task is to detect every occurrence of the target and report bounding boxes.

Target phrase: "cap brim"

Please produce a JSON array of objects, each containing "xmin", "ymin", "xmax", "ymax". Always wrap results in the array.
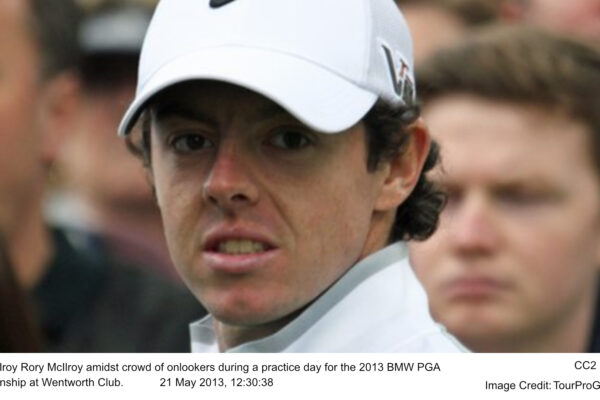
[{"xmin": 118, "ymin": 46, "xmax": 377, "ymax": 135}]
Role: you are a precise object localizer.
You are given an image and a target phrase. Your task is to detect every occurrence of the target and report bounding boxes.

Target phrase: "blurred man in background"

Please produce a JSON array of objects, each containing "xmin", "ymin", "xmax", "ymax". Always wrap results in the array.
[
  {"xmin": 0, "ymin": 0, "xmax": 203, "ymax": 352},
  {"xmin": 49, "ymin": 0, "xmax": 177, "ymax": 280},
  {"xmin": 410, "ymin": 27, "xmax": 600, "ymax": 352}
]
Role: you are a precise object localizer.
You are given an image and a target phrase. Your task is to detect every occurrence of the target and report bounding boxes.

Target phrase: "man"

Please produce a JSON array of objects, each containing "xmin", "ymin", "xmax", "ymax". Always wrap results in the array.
[
  {"xmin": 0, "ymin": 0, "xmax": 203, "ymax": 352},
  {"xmin": 120, "ymin": 0, "xmax": 465, "ymax": 352},
  {"xmin": 410, "ymin": 27, "xmax": 600, "ymax": 352},
  {"xmin": 51, "ymin": 0, "xmax": 177, "ymax": 281}
]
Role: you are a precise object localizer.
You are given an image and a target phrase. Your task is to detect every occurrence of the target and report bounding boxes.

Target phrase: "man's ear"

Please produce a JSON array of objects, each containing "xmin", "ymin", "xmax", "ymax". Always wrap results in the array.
[
  {"xmin": 39, "ymin": 71, "xmax": 81, "ymax": 167},
  {"xmin": 374, "ymin": 117, "xmax": 431, "ymax": 211}
]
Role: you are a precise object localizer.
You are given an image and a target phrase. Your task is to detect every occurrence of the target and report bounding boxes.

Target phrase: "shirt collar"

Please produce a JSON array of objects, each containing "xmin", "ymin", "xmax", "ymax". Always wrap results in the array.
[{"xmin": 190, "ymin": 242, "xmax": 408, "ymax": 352}]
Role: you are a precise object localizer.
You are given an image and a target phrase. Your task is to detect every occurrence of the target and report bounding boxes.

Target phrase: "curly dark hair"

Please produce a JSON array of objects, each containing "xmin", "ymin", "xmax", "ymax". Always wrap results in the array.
[
  {"xmin": 126, "ymin": 98, "xmax": 444, "ymax": 243},
  {"xmin": 362, "ymin": 101, "xmax": 444, "ymax": 242}
]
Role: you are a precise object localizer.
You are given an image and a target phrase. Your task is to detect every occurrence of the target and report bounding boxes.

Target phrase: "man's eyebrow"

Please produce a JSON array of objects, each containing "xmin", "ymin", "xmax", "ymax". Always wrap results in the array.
[{"xmin": 153, "ymin": 103, "xmax": 216, "ymax": 125}]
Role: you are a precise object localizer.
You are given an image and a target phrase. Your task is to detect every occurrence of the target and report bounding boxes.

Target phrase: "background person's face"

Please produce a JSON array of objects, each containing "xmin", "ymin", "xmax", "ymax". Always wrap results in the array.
[
  {"xmin": 149, "ymin": 82, "xmax": 392, "ymax": 326},
  {"xmin": 59, "ymin": 74, "xmax": 154, "ymax": 212},
  {"xmin": 410, "ymin": 95, "xmax": 600, "ymax": 351},
  {"xmin": 0, "ymin": 1, "xmax": 45, "ymax": 235}
]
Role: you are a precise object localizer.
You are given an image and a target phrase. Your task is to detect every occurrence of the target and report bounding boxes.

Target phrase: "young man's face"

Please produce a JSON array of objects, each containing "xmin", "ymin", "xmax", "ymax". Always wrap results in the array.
[
  {"xmin": 60, "ymin": 63, "xmax": 154, "ymax": 212},
  {"xmin": 148, "ymin": 82, "xmax": 399, "ymax": 326},
  {"xmin": 410, "ymin": 94, "xmax": 600, "ymax": 351}
]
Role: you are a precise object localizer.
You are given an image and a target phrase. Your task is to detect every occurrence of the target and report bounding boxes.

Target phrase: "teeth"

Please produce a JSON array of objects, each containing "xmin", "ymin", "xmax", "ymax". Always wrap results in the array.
[{"xmin": 217, "ymin": 240, "xmax": 266, "ymax": 254}]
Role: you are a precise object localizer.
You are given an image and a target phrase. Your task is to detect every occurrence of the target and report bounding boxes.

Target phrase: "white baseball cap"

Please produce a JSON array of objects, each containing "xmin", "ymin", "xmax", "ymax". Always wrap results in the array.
[{"xmin": 118, "ymin": 0, "xmax": 415, "ymax": 136}]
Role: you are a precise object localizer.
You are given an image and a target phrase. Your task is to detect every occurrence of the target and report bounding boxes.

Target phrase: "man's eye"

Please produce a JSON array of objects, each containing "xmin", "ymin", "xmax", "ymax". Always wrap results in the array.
[
  {"xmin": 171, "ymin": 134, "xmax": 213, "ymax": 152},
  {"xmin": 268, "ymin": 129, "xmax": 312, "ymax": 150},
  {"xmin": 495, "ymin": 189, "xmax": 559, "ymax": 207}
]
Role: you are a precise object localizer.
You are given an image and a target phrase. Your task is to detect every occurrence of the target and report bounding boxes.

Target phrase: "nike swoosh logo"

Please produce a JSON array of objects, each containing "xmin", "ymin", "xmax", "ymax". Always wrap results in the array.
[{"xmin": 210, "ymin": 0, "xmax": 237, "ymax": 8}]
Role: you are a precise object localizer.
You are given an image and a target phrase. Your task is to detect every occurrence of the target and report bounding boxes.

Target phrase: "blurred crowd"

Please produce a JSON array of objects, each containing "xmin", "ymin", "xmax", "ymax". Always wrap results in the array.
[
  {"xmin": 0, "ymin": 0, "xmax": 599, "ymax": 352},
  {"xmin": 0, "ymin": 0, "xmax": 205, "ymax": 352}
]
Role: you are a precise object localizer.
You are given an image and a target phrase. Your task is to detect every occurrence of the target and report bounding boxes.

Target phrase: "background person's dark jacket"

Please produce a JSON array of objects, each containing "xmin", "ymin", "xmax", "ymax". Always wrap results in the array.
[{"xmin": 32, "ymin": 228, "xmax": 205, "ymax": 352}]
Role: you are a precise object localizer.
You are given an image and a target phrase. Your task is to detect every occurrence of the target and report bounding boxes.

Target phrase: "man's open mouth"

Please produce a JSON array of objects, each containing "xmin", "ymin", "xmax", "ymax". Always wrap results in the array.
[{"xmin": 214, "ymin": 239, "xmax": 271, "ymax": 255}]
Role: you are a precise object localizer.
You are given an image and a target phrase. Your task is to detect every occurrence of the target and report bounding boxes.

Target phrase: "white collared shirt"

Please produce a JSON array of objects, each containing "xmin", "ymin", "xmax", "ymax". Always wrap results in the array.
[{"xmin": 190, "ymin": 242, "xmax": 467, "ymax": 352}]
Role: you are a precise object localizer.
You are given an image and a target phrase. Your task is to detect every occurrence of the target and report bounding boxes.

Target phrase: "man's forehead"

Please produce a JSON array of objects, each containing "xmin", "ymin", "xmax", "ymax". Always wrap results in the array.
[{"xmin": 152, "ymin": 81, "xmax": 295, "ymax": 123}]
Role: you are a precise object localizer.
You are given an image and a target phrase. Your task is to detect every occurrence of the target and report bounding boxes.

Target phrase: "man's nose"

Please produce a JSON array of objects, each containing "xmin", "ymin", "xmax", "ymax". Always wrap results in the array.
[
  {"xmin": 448, "ymin": 193, "xmax": 500, "ymax": 255},
  {"xmin": 202, "ymin": 142, "xmax": 259, "ymax": 210}
]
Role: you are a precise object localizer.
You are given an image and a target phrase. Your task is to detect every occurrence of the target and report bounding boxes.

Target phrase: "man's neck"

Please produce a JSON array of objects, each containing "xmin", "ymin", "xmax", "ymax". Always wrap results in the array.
[{"xmin": 214, "ymin": 311, "xmax": 302, "ymax": 352}]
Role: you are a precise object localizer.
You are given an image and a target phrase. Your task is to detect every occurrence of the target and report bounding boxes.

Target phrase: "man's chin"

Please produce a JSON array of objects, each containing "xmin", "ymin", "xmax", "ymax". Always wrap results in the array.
[
  {"xmin": 210, "ymin": 302, "xmax": 306, "ymax": 331},
  {"xmin": 441, "ymin": 309, "xmax": 521, "ymax": 341}
]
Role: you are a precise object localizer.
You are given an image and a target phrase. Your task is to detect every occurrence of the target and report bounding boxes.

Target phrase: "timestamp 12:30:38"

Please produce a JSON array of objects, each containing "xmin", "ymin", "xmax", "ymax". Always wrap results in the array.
[{"xmin": 159, "ymin": 377, "xmax": 275, "ymax": 388}]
